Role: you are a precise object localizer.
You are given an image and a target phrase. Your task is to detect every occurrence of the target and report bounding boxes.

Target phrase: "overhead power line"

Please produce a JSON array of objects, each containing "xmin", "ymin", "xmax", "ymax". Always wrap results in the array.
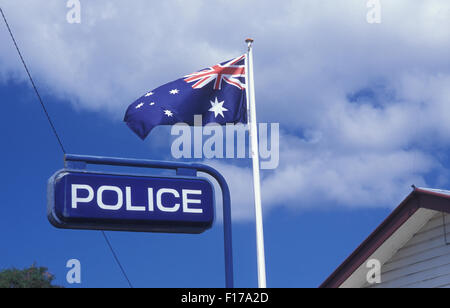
[
  {"xmin": 0, "ymin": 7, "xmax": 66, "ymax": 154},
  {"xmin": 1, "ymin": 7, "xmax": 133, "ymax": 288},
  {"xmin": 101, "ymin": 231, "xmax": 134, "ymax": 288}
]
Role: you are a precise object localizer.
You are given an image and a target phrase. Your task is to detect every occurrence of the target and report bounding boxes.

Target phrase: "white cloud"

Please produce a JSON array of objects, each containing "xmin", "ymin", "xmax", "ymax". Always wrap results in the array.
[
  {"xmin": 209, "ymin": 131, "xmax": 437, "ymax": 221},
  {"xmin": 1, "ymin": 0, "xmax": 450, "ymax": 220}
]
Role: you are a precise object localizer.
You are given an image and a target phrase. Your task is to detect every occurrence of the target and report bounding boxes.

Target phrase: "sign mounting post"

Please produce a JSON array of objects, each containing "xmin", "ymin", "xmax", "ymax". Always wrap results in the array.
[{"xmin": 47, "ymin": 154, "xmax": 234, "ymax": 288}]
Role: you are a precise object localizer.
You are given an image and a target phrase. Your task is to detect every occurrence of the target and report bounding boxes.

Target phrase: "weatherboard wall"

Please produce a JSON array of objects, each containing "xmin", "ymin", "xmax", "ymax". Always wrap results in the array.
[{"xmin": 365, "ymin": 213, "xmax": 450, "ymax": 288}]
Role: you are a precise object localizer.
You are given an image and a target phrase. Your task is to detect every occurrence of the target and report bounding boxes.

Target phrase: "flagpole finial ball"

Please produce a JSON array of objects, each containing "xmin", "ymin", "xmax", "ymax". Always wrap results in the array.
[{"xmin": 245, "ymin": 38, "xmax": 254, "ymax": 43}]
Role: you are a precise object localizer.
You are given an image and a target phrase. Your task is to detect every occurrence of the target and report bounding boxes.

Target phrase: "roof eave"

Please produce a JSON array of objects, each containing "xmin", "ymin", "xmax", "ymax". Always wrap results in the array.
[{"xmin": 320, "ymin": 188, "xmax": 450, "ymax": 288}]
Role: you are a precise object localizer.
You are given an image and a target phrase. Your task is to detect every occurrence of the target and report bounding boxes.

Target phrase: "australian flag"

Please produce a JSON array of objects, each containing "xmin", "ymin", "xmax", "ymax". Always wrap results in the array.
[{"xmin": 124, "ymin": 55, "xmax": 248, "ymax": 140}]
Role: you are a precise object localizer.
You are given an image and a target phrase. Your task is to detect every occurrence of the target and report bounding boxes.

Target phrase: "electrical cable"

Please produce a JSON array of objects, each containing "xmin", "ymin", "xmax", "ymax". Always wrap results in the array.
[
  {"xmin": 1, "ymin": 7, "xmax": 134, "ymax": 288},
  {"xmin": 101, "ymin": 231, "xmax": 134, "ymax": 288},
  {"xmin": 1, "ymin": 7, "xmax": 66, "ymax": 154}
]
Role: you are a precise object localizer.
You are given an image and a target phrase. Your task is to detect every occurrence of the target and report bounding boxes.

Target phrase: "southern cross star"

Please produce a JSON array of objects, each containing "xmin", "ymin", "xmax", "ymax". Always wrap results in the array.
[
  {"xmin": 145, "ymin": 91, "xmax": 154, "ymax": 97},
  {"xmin": 135, "ymin": 102, "xmax": 144, "ymax": 109},
  {"xmin": 164, "ymin": 110, "xmax": 173, "ymax": 117},
  {"xmin": 209, "ymin": 97, "xmax": 228, "ymax": 118}
]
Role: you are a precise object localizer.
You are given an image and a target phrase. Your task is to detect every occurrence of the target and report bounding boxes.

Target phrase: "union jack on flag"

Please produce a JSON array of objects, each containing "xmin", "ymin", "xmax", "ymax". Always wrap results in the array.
[
  {"xmin": 124, "ymin": 55, "xmax": 248, "ymax": 140},
  {"xmin": 184, "ymin": 55, "xmax": 246, "ymax": 90}
]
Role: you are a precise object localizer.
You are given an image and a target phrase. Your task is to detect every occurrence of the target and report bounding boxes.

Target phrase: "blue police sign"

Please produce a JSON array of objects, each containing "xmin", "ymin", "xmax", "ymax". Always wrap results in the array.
[{"xmin": 48, "ymin": 170, "xmax": 215, "ymax": 234}]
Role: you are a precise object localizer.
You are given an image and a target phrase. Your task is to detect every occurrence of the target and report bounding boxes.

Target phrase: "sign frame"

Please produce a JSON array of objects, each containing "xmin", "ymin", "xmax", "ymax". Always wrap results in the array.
[
  {"xmin": 47, "ymin": 169, "xmax": 216, "ymax": 234},
  {"xmin": 48, "ymin": 154, "xmax": 234, "ymax": 288}
]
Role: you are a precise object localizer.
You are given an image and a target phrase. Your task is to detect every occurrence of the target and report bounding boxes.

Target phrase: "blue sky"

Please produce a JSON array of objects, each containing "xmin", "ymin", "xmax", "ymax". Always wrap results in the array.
[
  {"xmin": 0, "ymin": 79, "xmax": 392, "ymax": 287},
  {"xmin": 1, "ymin": 1, "xmax": 449, "ymax": 287}
]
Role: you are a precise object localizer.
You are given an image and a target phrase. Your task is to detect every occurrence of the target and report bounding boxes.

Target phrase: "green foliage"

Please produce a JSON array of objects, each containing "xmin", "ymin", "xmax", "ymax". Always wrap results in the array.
[{"xmin": 0, "ymin": 264, "xmax": 63, "ymax": 288}]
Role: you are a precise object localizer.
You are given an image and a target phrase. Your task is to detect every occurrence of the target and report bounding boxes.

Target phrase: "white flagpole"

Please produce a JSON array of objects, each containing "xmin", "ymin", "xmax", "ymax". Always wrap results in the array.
[{"xmin": 245, "ymin": 38, "xmax": 267, "ymax": 288}]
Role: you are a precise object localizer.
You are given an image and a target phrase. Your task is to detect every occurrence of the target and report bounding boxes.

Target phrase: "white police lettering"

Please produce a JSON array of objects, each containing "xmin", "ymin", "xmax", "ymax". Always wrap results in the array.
[
  {"xmin": 182, "ymin": 190, "xmax": 203, "ymax": 214},
  {"xmin": 156, "ymin": 188, "xmax": 180, "ymax": 212},
  {"xmin": 97, "ymin": 185, "xmax": 123, "ymax": 210},
  {"xmin": 147, "ymin": 188, "xmax": 155, "ymax": 211},
  {"xmin": 71, "ymin": 184, "xmax": 93, "ymax": 209},
  {"xmin": 71, "ymin": 184, "xmax": 203, "ymax": 213},
  {"xmin": 126, "ymin": 187, "xmax": 146, "ymax": 211}
]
